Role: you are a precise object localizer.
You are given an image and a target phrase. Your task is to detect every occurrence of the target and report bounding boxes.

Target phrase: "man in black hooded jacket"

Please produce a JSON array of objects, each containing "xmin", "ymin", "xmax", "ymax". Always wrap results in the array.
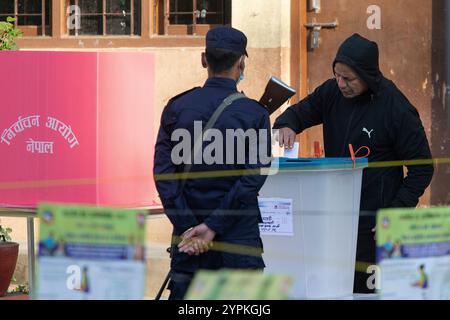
[{"xmin": 273, "ymin": 33, "xmax": 434, "ymax": 293}]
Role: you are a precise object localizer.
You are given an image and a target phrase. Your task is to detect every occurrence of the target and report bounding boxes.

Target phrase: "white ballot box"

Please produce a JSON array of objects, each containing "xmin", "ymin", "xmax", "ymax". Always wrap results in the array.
[{"xmin": 258, "ymin": 158, "xmax": 368, "ymax": 299}]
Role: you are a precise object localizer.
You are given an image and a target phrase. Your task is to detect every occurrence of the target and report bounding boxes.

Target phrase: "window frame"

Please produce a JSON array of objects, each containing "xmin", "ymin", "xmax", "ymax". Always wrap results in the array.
[
  {"xmin": 160, "ymin": 0, "xmax": 231, "ymax": 36},
  {"xmin": 66, "ymin": 0, "xmax": 137, "ymax": 36},
  {"xmin": 0, "ymin": 0, "xmax": 51, "ymax": 37},
  {"xmin": 8, "ymin": 0, "xmax": 231, "ymax": 49}
]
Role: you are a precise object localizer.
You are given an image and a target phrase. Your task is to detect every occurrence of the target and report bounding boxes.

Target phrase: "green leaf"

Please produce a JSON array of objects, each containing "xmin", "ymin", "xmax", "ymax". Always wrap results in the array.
[
  {"xmin": 0, "ymin": 18, "xmax": 21, "ymax": 50},
  {"xmin": 6, "ymin": 16, "xmax": 16, "ymax": 23}
]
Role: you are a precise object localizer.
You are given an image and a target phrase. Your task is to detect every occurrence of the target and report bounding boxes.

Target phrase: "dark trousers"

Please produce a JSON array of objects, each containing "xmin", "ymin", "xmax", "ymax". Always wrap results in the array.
[
  {"xmin": 354, "ymin": 216, "xmax": 376, "ymax": 294},
  {"xmin": 168, "ymin": 238, "xmax": 265, "ymax": 300},
  {"xmin": 168, "ymin": 272, "xmax": 194, "ymax": 300}
]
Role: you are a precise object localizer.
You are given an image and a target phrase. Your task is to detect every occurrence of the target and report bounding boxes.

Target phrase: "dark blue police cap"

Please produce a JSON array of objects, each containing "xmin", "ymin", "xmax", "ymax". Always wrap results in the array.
[{"xmin": 206, "ymin": 26, "xmax": 248, "ymax": 57}]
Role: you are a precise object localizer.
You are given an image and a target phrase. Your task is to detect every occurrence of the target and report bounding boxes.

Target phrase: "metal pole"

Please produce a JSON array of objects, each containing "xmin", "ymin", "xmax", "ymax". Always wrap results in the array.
[
  {"xmin": 75, "ymin": 0, "xmax": 79, "ymax": 36},
  {"xmin": 130, "ymin": 0, "xmax": 134, "ymax": 35},
  {"xmin": 164, "ymin": 0, "xmax": 169, "ymax": 35},
  {"xmin": 42, "ymin": 0, "xmax": 46, "ymax": 36},
  {"xmin": 27, "ymin": 217, "xmax": 36, "ymax": 297},
  {"xmin": 14, "ymin": 0, "xmax": 18, "ymax": 27},
  {"xmin": 446, "ymin": 1, "xmax": 450, "ymax": 126},
  {"xmin": 193, "ymin": 0, "xmax": 197, "ymax": 35},
  {"xmin": 103, "ymin": 0, "xmax": 106, "ymax": 35}
]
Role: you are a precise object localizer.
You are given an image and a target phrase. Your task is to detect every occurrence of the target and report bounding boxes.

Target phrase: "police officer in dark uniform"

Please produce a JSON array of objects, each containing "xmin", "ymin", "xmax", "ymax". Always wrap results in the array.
[{"xmin": 154, "ymin": 26, "xmax": 271, "ymax": 300}]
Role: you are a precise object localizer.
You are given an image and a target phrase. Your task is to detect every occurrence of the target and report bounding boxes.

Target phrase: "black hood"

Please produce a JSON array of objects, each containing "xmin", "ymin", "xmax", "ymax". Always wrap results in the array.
[{"xmin": 333, "ymin": 33, "xmax": 382, "ymax": 93}]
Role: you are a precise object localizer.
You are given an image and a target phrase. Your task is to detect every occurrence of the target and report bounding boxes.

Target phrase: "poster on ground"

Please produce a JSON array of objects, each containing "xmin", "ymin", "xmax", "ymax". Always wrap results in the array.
[
  {"xmin": 185, "ymin": 269, "xmax": 293, "ymax": 300},
  {"xmin": 35, "ymin": 203, "xmax": 147, "ymax": 300},
  {"xmin": 376, "ymin": 207, "xmax": 450, "ymax": 300}
]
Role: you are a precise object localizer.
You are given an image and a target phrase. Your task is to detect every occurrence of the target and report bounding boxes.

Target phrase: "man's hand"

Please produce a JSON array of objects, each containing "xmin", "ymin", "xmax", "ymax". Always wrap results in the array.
[
  {"xmin": 178, "ymin": 223, "xmax": 216, "ymax": 256},
  {"xmin": 275, "ymin": 127, "xmax": 296, "ymax": 149}
]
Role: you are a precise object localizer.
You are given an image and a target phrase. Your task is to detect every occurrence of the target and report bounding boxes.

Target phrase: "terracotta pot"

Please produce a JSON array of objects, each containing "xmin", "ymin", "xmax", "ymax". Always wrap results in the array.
[{"xmin": 0, "ymin": 242, "xmax": 19, "ymax": 297}]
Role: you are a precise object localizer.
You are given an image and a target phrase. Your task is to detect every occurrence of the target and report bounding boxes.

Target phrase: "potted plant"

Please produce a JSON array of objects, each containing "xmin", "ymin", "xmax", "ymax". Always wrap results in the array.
[
  {"xmin": 0, "ymin": 224, "xmax": 19, "ymax": 297},
  {"xmin": 0, "ymin": 16, "xmax": 23, "ymax": 50}
]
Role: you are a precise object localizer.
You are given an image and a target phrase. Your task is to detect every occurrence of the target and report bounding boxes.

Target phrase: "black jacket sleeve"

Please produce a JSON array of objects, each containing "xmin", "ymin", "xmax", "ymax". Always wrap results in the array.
[
  {"xmin": 389, "ymin": 99, "xmax": 434, "ymax": 208},
  {"xmin": 273, "ymin": 80, "xmax": 332, "ymax": 133},
  {"xmin": 153, "ymin": 103, "xmax": 199, "ymax": 233}
]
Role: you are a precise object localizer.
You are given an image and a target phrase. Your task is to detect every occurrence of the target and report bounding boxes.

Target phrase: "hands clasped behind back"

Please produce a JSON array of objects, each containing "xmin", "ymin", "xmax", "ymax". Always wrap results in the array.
[{"xmin": 178, "ymin": 223, "xmax": 216, "ymax": 256}]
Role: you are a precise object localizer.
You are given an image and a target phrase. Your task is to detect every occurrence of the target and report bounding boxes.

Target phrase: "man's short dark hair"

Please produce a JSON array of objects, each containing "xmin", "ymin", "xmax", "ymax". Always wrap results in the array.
[{"xmin": 205, "ymin": 48, "xmax": 242, "ymax": 74}]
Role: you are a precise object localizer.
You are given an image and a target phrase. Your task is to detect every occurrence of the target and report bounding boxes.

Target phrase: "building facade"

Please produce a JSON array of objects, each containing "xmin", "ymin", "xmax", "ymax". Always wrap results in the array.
[{"xmin": 2, "ymin": 0, "xmax": 450, "ymax": 298}]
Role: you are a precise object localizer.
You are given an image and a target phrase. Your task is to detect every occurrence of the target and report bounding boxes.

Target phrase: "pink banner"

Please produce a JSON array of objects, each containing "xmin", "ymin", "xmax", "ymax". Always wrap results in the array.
[{"xmin": 0, "ymin": 51, "xmax": 157, "ymax": 208}]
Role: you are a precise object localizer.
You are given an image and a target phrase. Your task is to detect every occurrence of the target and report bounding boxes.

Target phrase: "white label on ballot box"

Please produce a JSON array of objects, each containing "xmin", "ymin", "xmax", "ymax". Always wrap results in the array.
[{"xmin": 258, "ymin": 198, "xmax": 294, "ymax": 236}]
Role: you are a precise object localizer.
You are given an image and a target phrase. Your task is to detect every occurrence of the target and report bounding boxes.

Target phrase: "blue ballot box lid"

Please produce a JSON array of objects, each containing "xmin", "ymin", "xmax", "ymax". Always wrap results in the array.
[{"xmin": 276, "ymin": 157, "xmax": 368, "ymax": 171}]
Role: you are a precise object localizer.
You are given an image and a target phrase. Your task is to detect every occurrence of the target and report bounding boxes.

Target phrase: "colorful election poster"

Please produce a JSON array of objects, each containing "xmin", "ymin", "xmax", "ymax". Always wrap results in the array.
[
  {"xmin": 377, "ymin": 207, "xmax": 450, "ymax": 300},
  {"xmin": 35, "ymin": 203, "xmax": 147, "ymax": 300},
  {"xmin": 185, "ymin": 269, "xmax": 293, "ymax": 300}
]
